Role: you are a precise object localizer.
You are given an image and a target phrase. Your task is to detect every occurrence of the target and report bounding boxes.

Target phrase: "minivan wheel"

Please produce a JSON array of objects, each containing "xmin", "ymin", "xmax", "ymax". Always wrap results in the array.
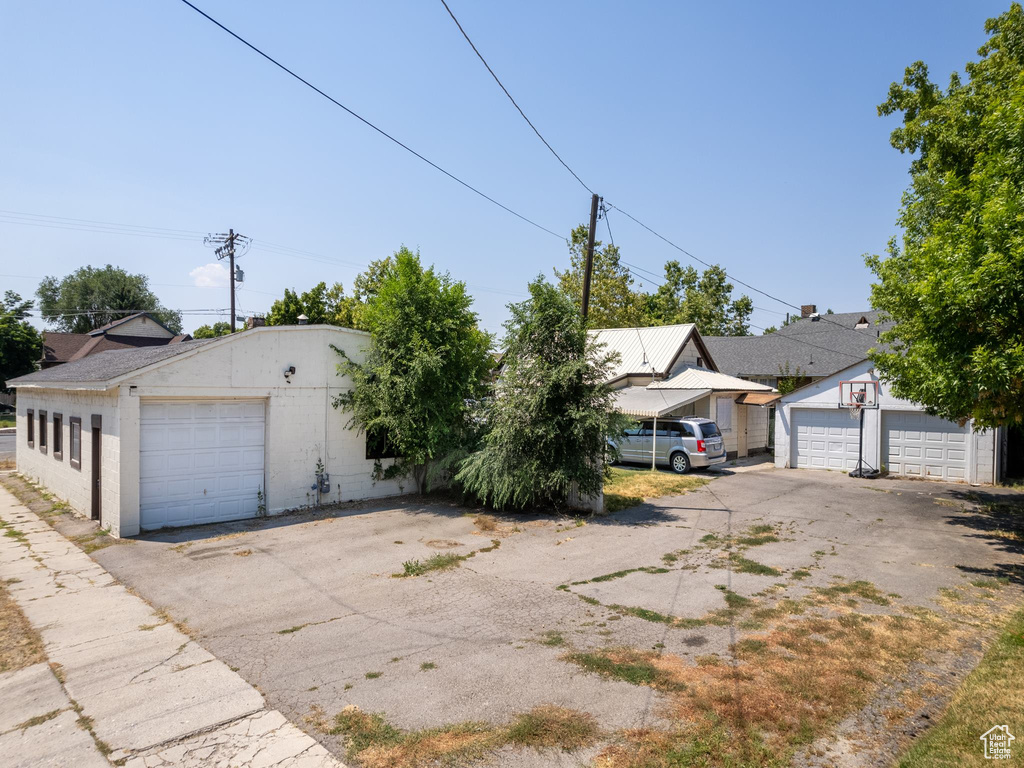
[{"xmin": 670, "ymin": 452, "xmax": 690, "ymax": 474}]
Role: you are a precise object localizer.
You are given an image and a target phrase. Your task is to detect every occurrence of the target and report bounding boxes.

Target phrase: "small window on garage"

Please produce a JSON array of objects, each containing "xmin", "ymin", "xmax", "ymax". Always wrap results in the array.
[
  {"xmin": 365, "ymin": 427, "xmax": 397, "ymax": 460},
  {"xmin": 716, "ymin": 398, "xmax": 733, "ymax": 432},
  {"xmin": 53, "ymin": 413, "xmax": 63, "ymax": 460},
  {"xmin": 70, "ymin": 417, "xmax": 82, "ymax": 470},
  {"xmin": 38, "ymin": 411, "xmax": 47, "ymax": 454},
  {"xmin": 26, "ymin": 409, "xmax": 34, "ymax": 447}
]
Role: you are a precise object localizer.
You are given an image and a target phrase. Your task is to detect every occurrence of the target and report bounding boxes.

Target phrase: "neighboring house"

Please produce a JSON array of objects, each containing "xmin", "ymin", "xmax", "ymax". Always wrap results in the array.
[
  {"xmin": 591, "ymin": 323, "xmax": 778, "ymax": 459},
  {"xmin": 704, "ymin": 306, "xmax": 891, "ymax": 388},
  {"xmin": 10, "ymin": 325, "xmax": 406, "ymax": 537},
  {"xmin": 775, "ymin": 358, "xmax": 1002, "ymax": 485},
  {"xmin": 40, "ymin": 312, "xmax": 191, "ymax": 369}
]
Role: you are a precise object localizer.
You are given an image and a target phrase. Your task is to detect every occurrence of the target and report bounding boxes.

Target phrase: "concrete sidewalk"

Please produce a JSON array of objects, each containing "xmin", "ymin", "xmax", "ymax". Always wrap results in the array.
[{"xmin": 0, "ymin": 484, "xmax": 343, "ymax": 767}]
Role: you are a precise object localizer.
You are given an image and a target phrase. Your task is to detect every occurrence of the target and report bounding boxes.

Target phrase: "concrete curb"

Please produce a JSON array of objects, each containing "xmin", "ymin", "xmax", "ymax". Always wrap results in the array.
[{"xmin": 0, "ymin": 485, "xmax": 346, "ymax": 768}]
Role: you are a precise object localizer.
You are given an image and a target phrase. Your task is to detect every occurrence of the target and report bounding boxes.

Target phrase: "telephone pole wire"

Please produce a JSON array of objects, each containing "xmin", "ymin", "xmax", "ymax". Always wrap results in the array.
[
  {"xmin": 581, "ymin": 194, "xmax": 600, "ymax": 320},
  {"xmin": 204, "ymin": 229, "xmax": 250, "ymax": 332}
]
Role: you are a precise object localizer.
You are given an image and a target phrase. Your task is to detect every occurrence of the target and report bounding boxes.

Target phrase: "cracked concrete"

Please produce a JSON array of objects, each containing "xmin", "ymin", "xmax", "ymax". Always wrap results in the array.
[
  {"xmin": 0, "ymin": 482, "xmax": 344, "ymax": 767},
  {"xmin": 89, "ymin": 468, "xmax": 1024, "ymax": 764}
]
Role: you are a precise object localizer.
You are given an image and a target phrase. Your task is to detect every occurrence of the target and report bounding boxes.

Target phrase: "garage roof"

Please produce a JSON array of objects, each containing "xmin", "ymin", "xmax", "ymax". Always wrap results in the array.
[{"xmin": 9, "ymin": 340, "xmax": 213, "ymax": 387}]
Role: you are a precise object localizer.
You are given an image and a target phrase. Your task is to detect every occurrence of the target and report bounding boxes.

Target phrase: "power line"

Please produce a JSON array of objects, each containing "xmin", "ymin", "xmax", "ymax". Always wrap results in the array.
[
  {"xmin": 605, "ymin": 202, "xmax": 881, "ymax": 343},
  {"xmin": 176, "ymin": 0, "xmax": 563, "ymax": 240},
  {"xmin": 439, "ymin": 0, "xmax": 593, "ymax": 195}
]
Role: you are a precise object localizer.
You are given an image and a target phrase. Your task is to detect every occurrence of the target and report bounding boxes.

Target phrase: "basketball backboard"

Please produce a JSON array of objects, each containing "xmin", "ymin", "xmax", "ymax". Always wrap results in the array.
[{"xmin": 839, "ymin": 380, "xmax": 879, "ymax": 409}]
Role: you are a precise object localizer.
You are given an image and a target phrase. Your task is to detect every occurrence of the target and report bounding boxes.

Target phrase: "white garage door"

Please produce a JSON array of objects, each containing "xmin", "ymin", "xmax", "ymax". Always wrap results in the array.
[
  {"xmin": 140, "ymin": 400, "xmax": 265, "ymax": 530},
  {"xmin": 883, "ymin": 411, "xmax": 968, "ymax": 482},
  {"xmin": 791, "ymin": 408, "xmax": 861, "ymax": 471}
]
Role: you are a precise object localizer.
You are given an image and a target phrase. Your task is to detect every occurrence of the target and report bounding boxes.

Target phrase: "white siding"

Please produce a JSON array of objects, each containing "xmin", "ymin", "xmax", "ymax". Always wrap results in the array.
[
  {"xmin": 668, "ymin": 337, "xmax": 704, "ymax": 374},
  {"xmin": 16, "ymin": 389, "xmax": 121, "ymax": 531},
  {"xmin": 109, "ymin": 315, "xmax": 174, "ymax": 338}
]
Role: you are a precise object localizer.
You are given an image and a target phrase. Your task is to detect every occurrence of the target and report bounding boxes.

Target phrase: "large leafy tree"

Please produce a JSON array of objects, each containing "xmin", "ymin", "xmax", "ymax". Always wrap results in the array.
[
  {"xmin": 192, "ymin": 321, "xmax": 233, "ymax": 339},
  {"xmin": 646, "ymin": 262, "xmax": 753, "ymax": 335},
  {"xmin": 37, "ymin": 265, "xmax": 182, "ymax": 334},
  {"xmin": 457, "ymin": 278, "xmax": 628, "ymax": 510},
  {"xmin": 266, "ymin": 257, "xmax": 396, "ymax": 331},
  {"xmin": 0, "ymin": 291, "xmax": 42, "ymax": 390},
  {"xmin": 867, "ymin": 4, "xmax": 1024, "ymax": 427},
  {"xmin": 334, "ymin": 247, "xmax": 492, "ymax": 492},
  {"xmin": 266, "ymin": 281, "xmax": 359, "ymax": 328},
  {"xmin": 554, "ymin": 224, "xmax": 648, "ymax": 328}
]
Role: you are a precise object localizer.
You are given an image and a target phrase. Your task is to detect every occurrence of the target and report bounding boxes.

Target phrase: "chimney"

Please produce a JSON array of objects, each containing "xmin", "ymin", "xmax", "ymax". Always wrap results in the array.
[
  {"xmin": 245, "ymin": 316, "xmax": 266, "ymax": 330},
  {"xmin": 297, "ymin": 314, "xmax": 309, "ymax": 325},
  {"xmin": 800, "ymin": 304, "xmax": 817, "ymax": 318}
]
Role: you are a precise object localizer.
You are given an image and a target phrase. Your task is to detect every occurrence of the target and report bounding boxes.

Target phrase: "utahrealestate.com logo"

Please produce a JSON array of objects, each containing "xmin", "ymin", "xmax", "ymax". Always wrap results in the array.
[{"xmin": 980, "ymin": 726, "xmax": 1015, "ymax": 760}]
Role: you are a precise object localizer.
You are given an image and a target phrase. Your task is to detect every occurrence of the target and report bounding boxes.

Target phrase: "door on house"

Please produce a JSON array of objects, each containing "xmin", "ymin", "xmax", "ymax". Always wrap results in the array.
[
  {"xmin": 91, "ymin": 417, "xmax": 101, "ymax": 522},
  {"xmin": 768, "ymin": 406, "xmax": 776, "ymax": 450}
]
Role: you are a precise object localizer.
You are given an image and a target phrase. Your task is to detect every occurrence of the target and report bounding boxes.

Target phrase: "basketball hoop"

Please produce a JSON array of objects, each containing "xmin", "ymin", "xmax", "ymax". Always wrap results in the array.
[{"xmin": 837, "ymin": 380, "xmax": 880, "ymax": 479}]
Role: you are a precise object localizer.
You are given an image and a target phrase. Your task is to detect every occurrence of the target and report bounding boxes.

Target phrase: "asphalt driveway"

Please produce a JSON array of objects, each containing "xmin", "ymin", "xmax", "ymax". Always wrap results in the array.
[{"xmin": 94, "ymin": 468, "xmax": 1024, "ymax": 765}]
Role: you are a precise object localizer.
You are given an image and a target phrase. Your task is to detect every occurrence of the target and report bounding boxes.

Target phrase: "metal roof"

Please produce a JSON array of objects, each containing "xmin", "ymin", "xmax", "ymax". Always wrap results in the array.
[
  {"xmin": 612, "ymin": 386, "xmax": 710, "ymax": 418},
  {"xmin": 589, "ymin": 324, "xmax": 696, "ymax": 380},
  {"xmin": 649, "ymin": 365, "xmax": 775, "ymax": 392}
]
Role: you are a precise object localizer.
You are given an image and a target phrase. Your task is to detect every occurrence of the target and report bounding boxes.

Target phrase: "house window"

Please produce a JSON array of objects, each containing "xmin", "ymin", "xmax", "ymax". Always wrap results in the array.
[
  {"xmin": 38, "ymin": 411, "xmax": 47, "ymax": 454},
  {"xmin": 26, "ymin": 409, "xmax": 34, "ymax": 447},
  {"xmin": 53, "ymin": 413, "xmax": 63, "ymax": 460},
  {"xmin": 70, "ymin": 417, "xmax": 82, "ymax": 470},
  {"xmin": 365, "ymin": 427, "xmax": 397, "ymax": 460},
  {"xmin": 716, "ymin": 397, "xmax": 733, "ymax": 433},
  {"xmin": 696, "ymin": 356, "xmax": 704, "ymax": 368}
]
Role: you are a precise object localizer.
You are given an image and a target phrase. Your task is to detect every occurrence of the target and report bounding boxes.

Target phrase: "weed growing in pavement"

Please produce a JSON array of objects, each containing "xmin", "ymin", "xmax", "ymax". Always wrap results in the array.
[{"xmin": 328, "ymin": 704, "xmax": 600, "ymax": 767}]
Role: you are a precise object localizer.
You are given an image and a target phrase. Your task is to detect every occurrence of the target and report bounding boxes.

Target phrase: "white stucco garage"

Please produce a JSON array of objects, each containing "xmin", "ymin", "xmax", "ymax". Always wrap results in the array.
[
  {"xmin": 10, "ymin": 325, "xmax": 407, "ymax": 537},
  {"xmin": 775, "ymin": 358, "xmax": 999, "ymax": 484}
]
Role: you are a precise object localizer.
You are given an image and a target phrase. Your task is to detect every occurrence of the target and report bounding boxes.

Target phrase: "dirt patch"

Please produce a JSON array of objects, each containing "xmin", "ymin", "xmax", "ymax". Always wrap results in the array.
[{"xmin": 0, "ymin": 578, "xmax": 45, "ymax": 673}]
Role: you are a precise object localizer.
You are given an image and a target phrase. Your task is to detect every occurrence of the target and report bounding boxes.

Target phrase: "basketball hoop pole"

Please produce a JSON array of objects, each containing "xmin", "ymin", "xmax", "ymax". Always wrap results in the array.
[{"xmin": 849, "ymin": 405, "xmax": 869, "ymax": 478}]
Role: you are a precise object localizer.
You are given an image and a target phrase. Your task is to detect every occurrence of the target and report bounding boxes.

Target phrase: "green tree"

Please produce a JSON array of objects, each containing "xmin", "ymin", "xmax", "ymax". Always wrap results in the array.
[
  {"xmin": 192, "ymin": 321, "xmax": 233, "ymax": 339},
  {"xmin": 456, "ymin": 278, "xmax": 629, "ymax": 510},
  {"xmin": 867, "ymin": 4, "xmax": 1024, "ymax": 427},
  {"xmin": 37, "ymin": 265, "xmax": 182, "ymax": 334},
  {"xmin": 0, "ymin": 291, "xmax": 42, "ymax": 390},
  {"xmin": 775, "ymin": 362, "xmax": 808, "ymax": 396},
  {"xmin": 554, "ymin": 224, "xmax": 647, "ymax": 328},
  {"xmin": 334, "ymin": 248, "xmax": 492, "ymax": 493},
  {"xmin": 646, "ymin": 262, "xmax": 753, "ymax": 335},
  {"xmin": 266, "ymin": 282, "xmax": 360, "ymax": 328}
]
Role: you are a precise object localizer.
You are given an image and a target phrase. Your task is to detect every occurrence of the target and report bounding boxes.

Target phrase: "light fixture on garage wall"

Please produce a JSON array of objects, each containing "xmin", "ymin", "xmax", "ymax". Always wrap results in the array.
[{"xmin": 283, "ymin": 365, "xmax": 296, "ymax": 383}]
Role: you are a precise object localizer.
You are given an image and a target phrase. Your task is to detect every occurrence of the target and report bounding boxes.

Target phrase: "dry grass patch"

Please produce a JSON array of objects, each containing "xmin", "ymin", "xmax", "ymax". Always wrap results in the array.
[
  {"xmin": 0, "ymin": 579, "xmax": 45, "ymax": 673},
  {"xmin": 329, "ymin": 704, "xmax": 600, "ymax": 768},
  {"xmin": 604, "ymin": 468, "xmax": 708, "ymax": 514},
  {"xmin": 574, "ymin": 605, "xmax": 958, "ymax": 768}
]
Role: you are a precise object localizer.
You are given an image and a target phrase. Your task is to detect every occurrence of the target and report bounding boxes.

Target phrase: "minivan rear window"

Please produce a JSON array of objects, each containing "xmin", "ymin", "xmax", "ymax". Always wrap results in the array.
[{"xmin": 700, "ymin": 422, "xmax": 722, "ymax": 438}]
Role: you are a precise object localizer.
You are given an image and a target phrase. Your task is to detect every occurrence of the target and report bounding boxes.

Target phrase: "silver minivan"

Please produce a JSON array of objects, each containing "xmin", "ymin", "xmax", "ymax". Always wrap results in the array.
[{"xmin": 612, "ymin": 417, "xmax": 727, "ymax": 474}]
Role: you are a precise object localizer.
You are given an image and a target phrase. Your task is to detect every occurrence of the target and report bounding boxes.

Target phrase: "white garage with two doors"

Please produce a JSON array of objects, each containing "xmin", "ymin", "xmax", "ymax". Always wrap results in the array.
[
  {"xmin": 12, "ymin": 325, "xmax": 407, "ymax": 537},
  {"xmin": 776, "ymin": 358, "xmax": 997, "ymax": 484}
]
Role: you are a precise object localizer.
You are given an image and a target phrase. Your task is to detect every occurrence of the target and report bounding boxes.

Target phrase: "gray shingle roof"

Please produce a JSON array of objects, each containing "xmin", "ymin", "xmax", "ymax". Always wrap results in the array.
[
  {"xmin": 10, "ymin": 340, "xmax": 213, "ymax": 386},
  {"xmin": 704, "ymin": 311, "xmax": 892, "ymax": 379}
]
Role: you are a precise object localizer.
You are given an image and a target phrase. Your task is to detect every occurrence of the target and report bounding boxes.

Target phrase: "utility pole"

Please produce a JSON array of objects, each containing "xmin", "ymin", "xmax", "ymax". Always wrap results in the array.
[
  {"xmin": 581, "ymin": 193, "xmax": 600, "ymax": 320},
  {"xmin": 204, "ymin": 229, "xmax": 250, "ymax": 332}
]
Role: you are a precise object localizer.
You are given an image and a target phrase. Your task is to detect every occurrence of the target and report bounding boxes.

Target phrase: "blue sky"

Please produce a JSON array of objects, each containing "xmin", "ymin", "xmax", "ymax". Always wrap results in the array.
[{"xmin": 0, "ymin": 1, "xmax": 1009, "ymax": 336}]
